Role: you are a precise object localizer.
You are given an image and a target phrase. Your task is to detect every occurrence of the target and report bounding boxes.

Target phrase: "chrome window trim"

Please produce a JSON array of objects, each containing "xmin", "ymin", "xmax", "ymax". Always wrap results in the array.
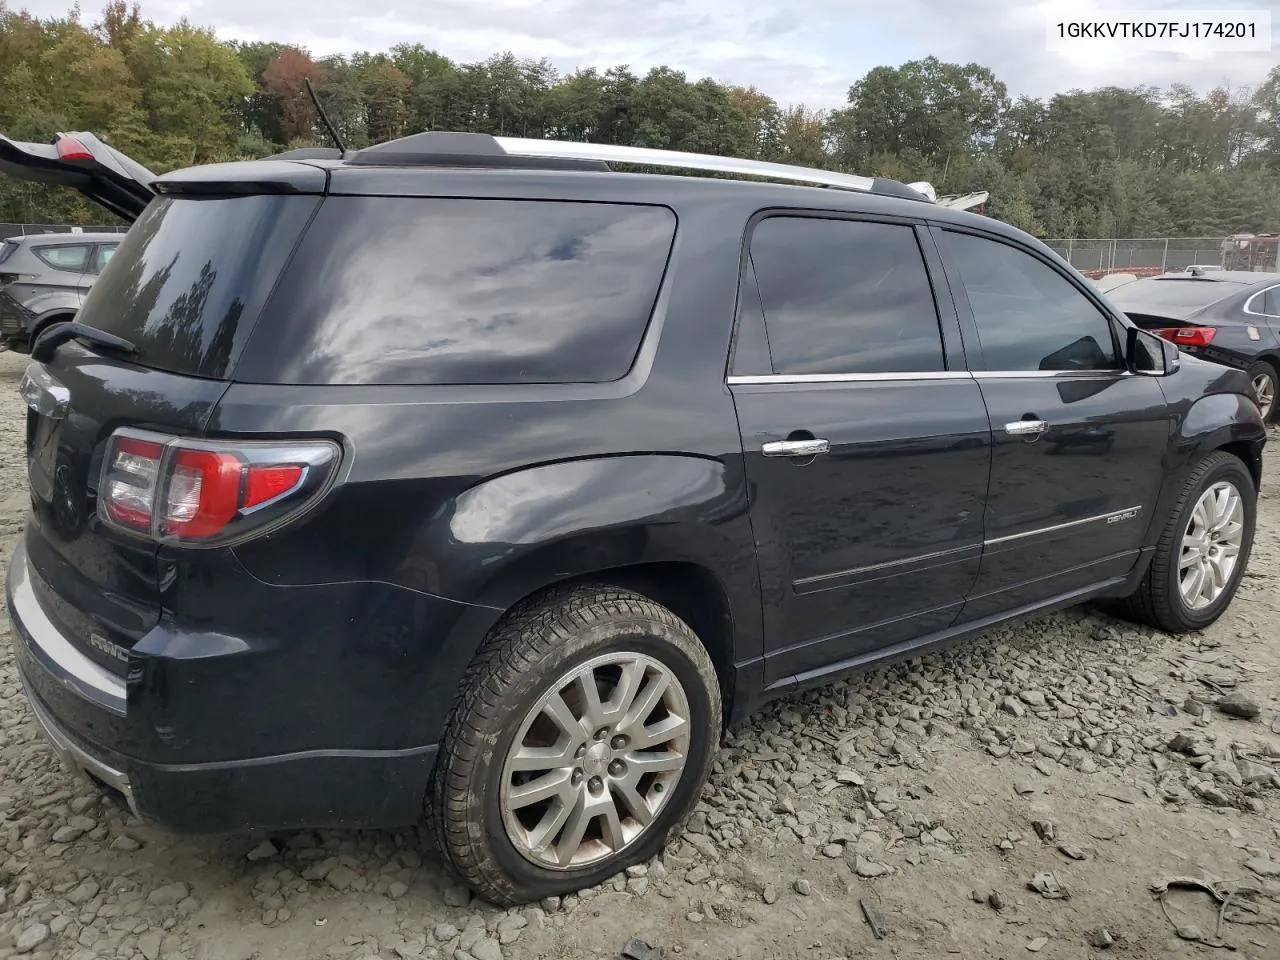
[
  {"xmin": 1243, "ymin": 284, "xmax": 1280, "ymax": 319},
  {"xmin": 984, "ymin": 506, "xmax": 1143, "ymax": 547},
  {"xmin": 727, "ymin": 371, "xmax": 970, "ymax": 385},
  {"xmin": 972, "ymin": 369, "xmax": 1134, "ymax": 380}
]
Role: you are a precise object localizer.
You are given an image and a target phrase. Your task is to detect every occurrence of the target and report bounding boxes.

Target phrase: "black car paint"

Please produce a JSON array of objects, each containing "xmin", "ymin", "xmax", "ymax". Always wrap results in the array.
[{"xmin": 5, "ymin": 157, "xmax": 1269, "ymax": 834}]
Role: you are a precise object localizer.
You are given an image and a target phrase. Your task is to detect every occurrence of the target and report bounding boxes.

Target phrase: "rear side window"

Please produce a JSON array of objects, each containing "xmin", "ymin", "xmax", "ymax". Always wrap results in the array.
[
  {"xmin": 92, "ymin": 244, "xmax": 118, "ymax": 273},
  {"xmin": 748, "ymin": 217, "xmax": 945, "ymax": 375},
  {"xmin": 75, "ymin": 195, "xmax": 321, "ymax": 379},
  {"xmin": 0, "ymin": 239, "xmax": 18, "ymax": 265},
  {"xmin": 1263, "ymin": 287, "xmax": 1280, "ymax": 317},
  {"xmin": 35, "ymin": 244, "xmax": 90, "ymax": 271},
  {"xmin": 240, "ymin": 197, "xmax": 677, "ymax": 386}
]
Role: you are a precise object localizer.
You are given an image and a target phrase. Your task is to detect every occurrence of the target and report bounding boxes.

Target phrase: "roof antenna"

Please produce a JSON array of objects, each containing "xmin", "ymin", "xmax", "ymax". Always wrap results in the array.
[{"xmin": 305, "ymin": 77, "xmax": 346, "ymax": 155}]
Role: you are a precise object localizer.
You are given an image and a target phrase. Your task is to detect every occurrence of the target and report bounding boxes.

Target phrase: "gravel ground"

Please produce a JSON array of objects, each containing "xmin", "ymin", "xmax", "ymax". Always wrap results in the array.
[{"xmin": 0, "ymin": 347, "xmax": 1279, "ymax": 960}]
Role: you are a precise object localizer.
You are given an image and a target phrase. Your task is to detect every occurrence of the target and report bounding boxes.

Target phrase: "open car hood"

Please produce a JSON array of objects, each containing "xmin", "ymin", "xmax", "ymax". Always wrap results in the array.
[{"xmin": 0, "ymin": 131, "xmax": 156, "ymax": 223}]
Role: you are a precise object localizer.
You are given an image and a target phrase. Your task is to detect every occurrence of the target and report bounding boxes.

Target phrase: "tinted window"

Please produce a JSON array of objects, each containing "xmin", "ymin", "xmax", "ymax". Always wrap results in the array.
[
  {"xmin": 76, "ymin": 195, "xmax": 320, "ymax": 379},
  {"xmin": 36, "ymin": 244, "xmax": 90, "ymax": 271},
  {"xmin": 0, "ymin": 239, "xmax": 18, "ymax": 265},
  {"xmin": 749, "ymin": 217, "xmax": 944, "ymax": 375},
  {"xmin": 730, "ymin": 260, "xmax": 773, "ymax": 376},
  {"xmin": 93, "ymin": 244, "xmax": 118, "ymax": 273},
  {"xmin": 940, "ymin": 231, "xmax": 1119, "ymax": 372},
  {"xmin": 241, "ymin": 198, "xmax": 676, "ymax": 386},
  {"xmin": 1262, "ymin": 287, "xmax": 1280, "ymax": 317},
  {"xmin": 1109, "ymin": 277, "xmax": 1244, "ymax": 312}
]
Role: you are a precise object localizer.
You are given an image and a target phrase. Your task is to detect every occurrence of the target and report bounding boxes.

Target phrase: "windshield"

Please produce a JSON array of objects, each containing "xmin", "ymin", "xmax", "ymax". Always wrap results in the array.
[
  {"xmin": 74, "ymin": 194, "xmax": 319, "ymax": 379},
  {"xmin": 1108, "ymin": 277, "xmax": 1248, "ymax": 312}
]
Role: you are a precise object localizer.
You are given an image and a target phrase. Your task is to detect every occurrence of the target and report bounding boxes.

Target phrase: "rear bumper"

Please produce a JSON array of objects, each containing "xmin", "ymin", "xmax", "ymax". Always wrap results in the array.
[{"xmin": 6, "ymin": 540, "xmax": 441, "ymax": 832}]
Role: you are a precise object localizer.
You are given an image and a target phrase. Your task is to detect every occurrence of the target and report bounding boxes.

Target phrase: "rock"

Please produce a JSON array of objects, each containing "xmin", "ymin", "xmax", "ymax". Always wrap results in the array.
[
  {"xmin": 443, "ymin": 885, "xmax": 471, "ymax": 908},
  {"xmin": 1193, "ymin": 783, "xmax": 1232, "ymax": 806},
  {"xmin": 325, "ymin": 866, "xmax": 358, "ymax": 891},
  {"xmin": 1130, "ymin": 671, "xmax": 1158, "ymax": 687},
  {"xmin": 147, "ymin": 882, "xmax": 190, "ymax": 906},
  {"xmin": 434, "ymin": 923, "xmax": 459, "ymax": 942},
  {"xmin": 970, "ymin": 889, "xmax": 985, "ymax": 903},
  {"xmin": 1168, "ymin": 733, "xmax": 1196, "ymax": 754},
  {"xmin": 1028, "ymin": 872, "xmax": 1067, "ymax": 899},
  {"xmin": 1020, "ymin": 690, "xmax": 1047, "ymax": 707},
  {"xmin": 388, "ymin": 881, "xmax": 409, "ymax": 900},
  {"xmin": 1058, "ymin": 844, "xmax": 1087, "ymax": 861},
  {"xmin": 1244, "ymin": 856, "xmax": 1280, "ymax": 878},
  {"xmin": 836, "ymin": 768, "xmax": 865, "ymax": 786},
  {"xmin": 1088, "ymin": 927, "xmax": 1114, "ymax": 949},
  {"xmin": 988, "ymin": 744, "xmax": 1011, "ymax": 759},
  {"xmin": 52, "ymin": 825, "xmax": 87, "ymax": 843},
  {"xmin": 1034, "ymin": 758, "xmax": 1056, "ymax": 777},
  {"xmin": 471, "ymin": 937, "xmax": 503, "ymax": 960},
  {"xmin": 1183, "ymin": 698, "xmax": 1205, "ymax": 718},
  {"xmin": 1032, "ymin": 820, "xmax": 1056, "ymax": 842},
  {"xmin": 1026, "ymin": 936, "xmax": 1049, "ymax": 952},
  {"xmin": 854, "ymin": 856, "xmax": 890, "ymax": 878},
  {"xmin": 1216, "ymin": 692, "xmax": 1261, "ymax": 720},
  {"xmin": 67, "ymin": 880, "xmax": 100, "ymax": 905},
  {"xmin": 1002, "ymin": 697, "xmax": 1026, "ymax": 718},
  {"xmin": 822, "ymin": 844, "xmax": 843, "ymax": 858},
  {"xmin": 987, "ymin": 891, "xmax": 1005, "ymax": 911},
  {"xmin": 15, "ymin": 923, "xmax": 50, "ymax": 953},
  {"xmin": 1014, "ymin": 780, "xmax": 1037, "ymax": 796},
  {"xmin": 247, "ymin": 840, "xmax": 279, "ymax": 861},
  {"xmin": 1176, "ymin": 924, "xmax": 1203, "ymax": 941},
  {"xmin": 794, "ymin": 879, "xmax": 811, "ymax": 896},
  {"xmin": 762, "ymin": 884, "xmax": 778, "ymax": 904},
  {"xmin": 138, "ymin": 930, "xmax": 162, "ymax": 960}
]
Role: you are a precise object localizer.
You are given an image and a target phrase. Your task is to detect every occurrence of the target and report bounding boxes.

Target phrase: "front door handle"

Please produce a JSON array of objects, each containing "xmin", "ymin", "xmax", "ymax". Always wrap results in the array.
[
  {"xmin": 1005, "ymin": 419, "xmax": 1048, "ymax": 437},
  {"xmin": 762, "ymin": 438, "xmax": 830, "ymax": 458}
]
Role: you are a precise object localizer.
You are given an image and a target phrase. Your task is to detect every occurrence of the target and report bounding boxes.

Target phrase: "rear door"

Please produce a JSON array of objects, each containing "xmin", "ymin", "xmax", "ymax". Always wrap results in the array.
[
  {"xmin": 729, "ymin": 214, "xmax": 991, "ymax": 687},
  {"xmin": 18, "ymin": 191, "xmax": 321, "ymax": 681},
  {"xmin": 0, "ymin": 132, "xmax": 155, "ymax": 222},
  {"xmin": 934, "ymin": 225, "xmax": 1171, "ymax": 618},
  {"xmin": 32, "ymin": 242, "xmax": 94, "ymax": 304}
]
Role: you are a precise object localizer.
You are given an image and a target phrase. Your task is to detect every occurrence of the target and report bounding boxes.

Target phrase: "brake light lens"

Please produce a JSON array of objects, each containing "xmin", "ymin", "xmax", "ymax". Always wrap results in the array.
[
  {"xmin": 98, "ymin": 429, "xmax": 339, "ymax": 546},
  {"xmin": 1154, "ymin": 326, "xmax": 1216, "ymax": 348},
  {"xmin": 55, "ymin": 135, "xmax": 94, "ymax": 162}
]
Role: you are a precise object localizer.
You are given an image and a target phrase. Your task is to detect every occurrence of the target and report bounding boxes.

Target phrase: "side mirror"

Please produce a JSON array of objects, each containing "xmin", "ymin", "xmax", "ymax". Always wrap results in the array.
[{"xmin": 1127, "ymin": 326, "xmax": 1179, "ymax": 377}]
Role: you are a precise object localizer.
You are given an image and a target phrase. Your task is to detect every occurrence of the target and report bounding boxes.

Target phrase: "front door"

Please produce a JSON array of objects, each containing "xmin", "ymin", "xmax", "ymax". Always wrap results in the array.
[
  {"xmin": 933, "ymin": 226, "xmax": 1172, "ymax": 618},
  {"xmin": 730, "ymin": 214, "xmax": 992, "ymax": 687}
]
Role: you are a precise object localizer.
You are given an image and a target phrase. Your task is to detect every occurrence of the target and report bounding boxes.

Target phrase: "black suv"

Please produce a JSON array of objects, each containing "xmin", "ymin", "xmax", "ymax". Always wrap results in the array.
[{"xmin": 1, "ymin": 130, "xmax": 1267, "ymax": 907}]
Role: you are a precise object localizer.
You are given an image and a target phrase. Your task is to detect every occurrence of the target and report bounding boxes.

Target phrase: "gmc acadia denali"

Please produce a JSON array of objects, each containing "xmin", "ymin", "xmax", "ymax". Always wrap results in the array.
[{"xmin": 0, "ymin": 130, "xmax": 1267, "ymax": 906}]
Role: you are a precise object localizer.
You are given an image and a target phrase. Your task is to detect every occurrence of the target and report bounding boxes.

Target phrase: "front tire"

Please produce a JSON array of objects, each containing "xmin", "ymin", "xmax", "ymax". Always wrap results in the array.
[
  {"xmin": 1116, "ymin": 451, "xmax": 1256, "ymax": 633},
  {"xmin": 433, "ymin": 586, "xmax": 721, "ymax": 906},
  {"xmin": 1246, "ymin": 360, "xmax": 1278, "ymax": 423}
]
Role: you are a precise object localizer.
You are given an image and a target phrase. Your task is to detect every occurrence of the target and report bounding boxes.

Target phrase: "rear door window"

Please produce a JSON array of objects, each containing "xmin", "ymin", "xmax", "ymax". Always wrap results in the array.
[
  {"xmin": 35, "ymin": 244, "xmax": 91, "ymax": 272},
  {"xmin": 90, "ymin": 243, "xmax": 118, "ymax": 274},
  {"xmin": 238, "ymin": 197, "xmax": 677, "ymax": 386},
  {"xmin": 748, "ymin": 216, "xmax": 946, "ymax": 375}
]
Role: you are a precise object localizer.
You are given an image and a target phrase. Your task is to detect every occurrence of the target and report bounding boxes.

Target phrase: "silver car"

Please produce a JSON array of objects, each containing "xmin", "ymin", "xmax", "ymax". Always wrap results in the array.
[{"xmin": 0, "ymin": 231, "xmax": 126, "ymax": 351}]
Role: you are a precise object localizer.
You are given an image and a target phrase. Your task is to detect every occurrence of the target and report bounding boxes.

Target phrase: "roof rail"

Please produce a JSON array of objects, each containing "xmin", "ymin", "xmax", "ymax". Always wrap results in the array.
[{"xmin": 495, "ymin": 137, "xmax": 887, "ymax": 195}]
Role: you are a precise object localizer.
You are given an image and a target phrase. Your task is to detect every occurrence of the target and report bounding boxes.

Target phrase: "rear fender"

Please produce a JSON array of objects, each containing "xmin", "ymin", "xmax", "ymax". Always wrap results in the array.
[
  {"xmin": 440, "ymin": 455, "xmax": 761, "ymax": 658},
  {"xmin": 28, "ymin": 297, "xmax": 81, "ymax": 335}
]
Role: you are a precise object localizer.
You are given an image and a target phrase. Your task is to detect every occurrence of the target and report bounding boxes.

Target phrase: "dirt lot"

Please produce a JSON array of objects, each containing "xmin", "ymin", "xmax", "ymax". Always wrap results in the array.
[{"xmin": 0, "ymin": 348, "xmax": 1278, "ymax": 960}]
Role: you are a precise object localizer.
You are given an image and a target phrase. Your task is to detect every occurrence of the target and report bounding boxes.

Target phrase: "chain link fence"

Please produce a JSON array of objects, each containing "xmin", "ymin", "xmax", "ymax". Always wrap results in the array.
[
  {"xmin": 0, "ymin": 222, "xmax": 128, "ymax": 240},
  {"xmin": 1043, "ymin": 237, "xmax": 1239, "ymax": 277}
]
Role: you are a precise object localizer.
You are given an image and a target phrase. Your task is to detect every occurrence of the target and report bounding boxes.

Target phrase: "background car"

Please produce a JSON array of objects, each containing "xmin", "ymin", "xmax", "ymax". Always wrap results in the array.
[
  {"xmin": 0, "ymin": 232, "xmax": 124, "ymax": 351},
  {"xmin": 1106, "ymin": 270, "xmax": 1280, "ymax": 421}
]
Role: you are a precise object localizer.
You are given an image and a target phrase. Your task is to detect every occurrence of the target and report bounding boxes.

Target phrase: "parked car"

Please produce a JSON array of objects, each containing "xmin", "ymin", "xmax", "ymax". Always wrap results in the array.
[
  {"xmin": 0, "ymin": 130, "xmax": 1268, "ymax": 906},
  {"xmin": 1107, "ymin": 271, "xmax": 1280, "ymax": 421},
  {"xmin": 0, "ymin": 232, "xmax": 125, "ymax": 351}
]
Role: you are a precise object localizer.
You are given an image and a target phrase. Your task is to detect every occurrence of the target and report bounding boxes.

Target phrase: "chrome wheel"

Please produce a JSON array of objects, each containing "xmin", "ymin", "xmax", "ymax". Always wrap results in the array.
[
  {"xmin": 1178, "ymin": 480, "xmax": 1245, "ymax": 611},
  {"xmin": 500, "ymin": 652, "xmax": 692, "ymax": 870},
  {"xmin": 1252, "ymin": 371, "xmax": 1276, "ymax": 420}
]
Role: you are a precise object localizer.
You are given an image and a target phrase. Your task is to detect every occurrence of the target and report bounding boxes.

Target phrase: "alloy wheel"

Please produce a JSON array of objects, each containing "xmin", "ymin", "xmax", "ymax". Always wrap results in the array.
[
  {"xmin": 1178, "ymin": 480, "xmax": 1245, "ymax": 611},
  {"xmin": 1252, "ymin": 371, "xmax": 1276, "ymax": 420},
  {"xmin": 499, "ymin": 652, "xmax": 692, "ymax": 870}
]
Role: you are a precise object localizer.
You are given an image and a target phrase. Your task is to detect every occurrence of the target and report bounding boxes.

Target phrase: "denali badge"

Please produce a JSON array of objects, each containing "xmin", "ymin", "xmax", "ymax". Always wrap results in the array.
[
  {"xmin": 1107, "ymin": 509, "xmax": 1140, "ymax": 524},
  {"xmin": 88, "ymin": 633, "xmax": 130, "ymax": 663}
]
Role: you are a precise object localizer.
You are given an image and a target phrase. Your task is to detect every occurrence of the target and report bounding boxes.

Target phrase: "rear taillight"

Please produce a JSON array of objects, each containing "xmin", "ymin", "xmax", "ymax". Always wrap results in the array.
[
  {"xmin": 55, "ymin": 135, "xmax": 94, "ymax": 162},
  {"xmin": 1154, "ymin": 326, "xmax": 1217, "ymax": 348},
  {"xmin": 98, "ymin": 428, "xmax": 340, "ymax": 547}
]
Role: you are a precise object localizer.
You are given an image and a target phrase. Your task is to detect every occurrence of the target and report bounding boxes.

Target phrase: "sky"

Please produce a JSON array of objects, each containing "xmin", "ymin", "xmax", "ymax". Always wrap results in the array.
[{"xmin": 16, "ymin": 0, "xmax": 1280, "ymax": 108}]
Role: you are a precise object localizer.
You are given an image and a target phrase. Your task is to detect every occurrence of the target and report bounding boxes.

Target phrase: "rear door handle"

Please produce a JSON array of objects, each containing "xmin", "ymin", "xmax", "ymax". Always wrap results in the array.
[
  {"xmin": 1005, "ymin": 419, "xmax": 1048, "ymax": 437},
  {"xmin": 762, "ymin": 438, "xmax": 830, "ymax": 458}
]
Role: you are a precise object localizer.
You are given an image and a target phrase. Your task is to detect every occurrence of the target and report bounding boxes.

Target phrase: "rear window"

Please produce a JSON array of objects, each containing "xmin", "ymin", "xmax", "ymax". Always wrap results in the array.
[
  {"xmin": 75, "ymin": 195, "xmax": 321, "ymax": 379},
  {"xmin": 35, "ymin": 243, "xmax": 91, "ymax": 271},
  {"xmin": 1108, "ymin": 278, "xmax": 1246, "ymax": 311},
  {"xmin": 236, "ymin": 197, "xmax": 677, "ymax": 386}
]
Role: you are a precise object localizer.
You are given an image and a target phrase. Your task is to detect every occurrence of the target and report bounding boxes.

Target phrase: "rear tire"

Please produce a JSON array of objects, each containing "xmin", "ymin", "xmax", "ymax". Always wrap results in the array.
[
  {"xmin": 1115, "ymin": 451, "xmax": 1255, "ymax": 633},
  {"xmin": 1246, "ymin": 359, "xmax": 1278, "ymax": 423},
  {"xmin": 432, "ymin": 585, "xmax": 721, "ymax": 906}
]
